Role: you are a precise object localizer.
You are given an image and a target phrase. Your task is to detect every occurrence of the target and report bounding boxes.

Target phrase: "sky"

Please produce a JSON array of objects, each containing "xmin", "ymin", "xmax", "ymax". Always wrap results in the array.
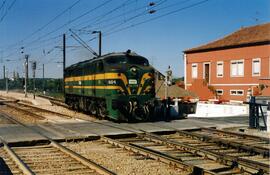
[{"xmin": 0, "ymin": 0, "xmax": 269, "ymax": 79}]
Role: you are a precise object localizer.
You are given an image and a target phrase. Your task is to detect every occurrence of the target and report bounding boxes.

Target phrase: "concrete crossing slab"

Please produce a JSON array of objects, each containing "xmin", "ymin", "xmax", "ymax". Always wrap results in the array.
[
  {"xmin": 53, "ymin": 121, "xmax": 135, "ymax": 136},
  {"xmin": 0, "ymin": 116, "xmax": 249, "ymax": 144},
  {"xmin": 0, "ymin": 125, "xmax": 46, "ymax": 143}
]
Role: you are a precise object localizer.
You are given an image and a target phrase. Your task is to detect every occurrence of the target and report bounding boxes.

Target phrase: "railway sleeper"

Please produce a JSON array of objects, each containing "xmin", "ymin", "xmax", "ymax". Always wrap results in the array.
[{"xmin": 141, "ymin": 132, "xmax": 269, "ymax": 174}]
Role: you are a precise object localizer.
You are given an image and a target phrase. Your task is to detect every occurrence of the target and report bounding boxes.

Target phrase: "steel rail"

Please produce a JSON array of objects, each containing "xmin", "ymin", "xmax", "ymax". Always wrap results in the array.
[
  {"xmin": 4, "ymin": 103, "xmax": 45, "ymax": 120},
  {"xmin": 201, "ymin": 127, "xmax": 270, "ymax": 143},
  {"xmin": 36, "ymin": 94, "xmax": 64, "ymax": 103},
  {"xmin": 101, "ymin": 136, "xmax": 243, "ymax": 175},
  {"xmin": 4, "ymin": 102, "xmax": 72, "ymax": 119},
  {"xmin": 141, "ymin": 132, "xmax": 269, "ymax": 174},
  {"xmin": 92, "ymin": 121, "xmax": 269, "ymax": 174},
  {"xmin": 101, "ymin": 136, "xmax": 196, "ymax": 174},
  {"xmin": 36, "ymin": 94, "xmax": 69, "ymax": 108},
  {"xmin": 0, "ymin": 137, "xmax": 34, "ymax": 175},
  {"xmin": 178, "ymin": 130, "xmax": 270, "ymax": 156},
  {"xmin": 0, "ymin": 111, "xmax": 116, "ymax": 175},
  {"xmin": 17, "ymin": 102, "xmax": 72, "ymax": 118}
]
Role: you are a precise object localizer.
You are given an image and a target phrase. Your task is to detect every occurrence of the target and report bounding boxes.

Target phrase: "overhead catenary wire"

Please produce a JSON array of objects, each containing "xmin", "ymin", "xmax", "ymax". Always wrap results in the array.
[
  {"xmin": 78, "ymin": 0, "xmax": 136, "ymax": 30},
  {"xmin": 2, "ymin": 0, "xmax": 212, "ymax": 79},
  {"xmin": 70, "ymin": 29, "xmax": 98, "ymax": 56},
  {"xmin": 90, "ymin": 0, "xmax": 169, "ymax": 35},
  {"xmin": 78, "ymin": 0, "xmax": 166, "ymax": 32},
  {"xmin": 105, "ymin": 0, "xmax": 210, "ymax": 37},
  {"xmin": 20, "ymin": 0, "xmax": 82, "ymax": 43},
  {"xmin": 0, "ymin": 0, "xmax": 6, "ymax": 12},
  {"xmin": 24, "ymin": 0, "xmax": 113, "ymax": 48},
  {"xmin": 0, "ymin": 0, "xmax": 16, "ymax": 23},
  {"xmin": 1, "ymin": 0, "xmax": 111, "ymax": 58}
]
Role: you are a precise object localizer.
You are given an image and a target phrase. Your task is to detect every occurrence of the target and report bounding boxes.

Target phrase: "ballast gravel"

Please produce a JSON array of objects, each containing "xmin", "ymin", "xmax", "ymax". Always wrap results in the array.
[{"xmin": 62, "ymin": 140, "xmax": 187, "ymax": 175}]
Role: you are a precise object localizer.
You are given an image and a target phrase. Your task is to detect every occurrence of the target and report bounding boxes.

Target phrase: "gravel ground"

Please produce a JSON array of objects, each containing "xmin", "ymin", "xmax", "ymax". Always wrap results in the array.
[
  {"xmin": 38, "ymin": 104, "xmax": 97, "ymax": 121},
  {"xmin": 63, "ymin": 140, "xmax": 187, "ymax": 175},
  {"xmin": 0, "ymin": 92, "xmax": 97, "ymax": 122},
  {"xmin": 0, "ymin": 105, "xmax": 44, "ymax": 124},
  {"xmin": 0, "ymin": 114, "xmax": 15, "ymax": 124}
]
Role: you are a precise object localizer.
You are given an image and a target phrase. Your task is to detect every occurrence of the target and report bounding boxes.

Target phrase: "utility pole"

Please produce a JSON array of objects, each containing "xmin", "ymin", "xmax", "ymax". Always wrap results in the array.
[
  {"xmin": 92, "ymin": 31, "xmax": 102, "ymax": 56},
  {"xmin": 32, "ymin": 61, "xmax": 36, "ymax": 99},
  {"xmin": 165, "ymin": 66, "xmax": 172, "ymax": 99},
  {"xmin": 63, "ymin": 34, "xmax": 66, "ymax": 96},
  {"xmin": 98, "ymin": 31, "xmax": 102, "ymax": 56},
  {"xmin": 3, "ymin": 65, "xmax": 7, "ymax": 93},
  {"xmin": 42, "ymin": 63, "xmax": 45, "ymax": 93},
  {"xmin": 5, "ymin": 69, "xmax": 8, "ymax": 93},
  {"xmin": 3, "ymin": 65, "xmax": 5, "ymax": 80},
  {"xmin": 24, "ymin": 55, "xmax": 29, "ymax": 97}
]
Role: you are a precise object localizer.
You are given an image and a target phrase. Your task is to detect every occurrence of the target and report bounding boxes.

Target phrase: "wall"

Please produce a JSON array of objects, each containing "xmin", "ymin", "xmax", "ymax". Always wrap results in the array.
[{"xmin": 185, "ymin": 44, "xmax": 270, "ymax": 101}]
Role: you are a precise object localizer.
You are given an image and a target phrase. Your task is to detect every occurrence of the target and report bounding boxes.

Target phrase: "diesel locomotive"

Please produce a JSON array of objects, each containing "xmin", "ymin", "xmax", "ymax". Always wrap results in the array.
[{"xmin": 64, "ymin": 50, "xmax": 157, "ymax": 121}]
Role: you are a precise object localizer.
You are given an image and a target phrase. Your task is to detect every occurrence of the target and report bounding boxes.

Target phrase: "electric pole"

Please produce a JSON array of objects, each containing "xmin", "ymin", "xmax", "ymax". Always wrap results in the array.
[
  {"xmin": 32, "ymin": 61, "xmax": 36, "ymax": 99},
  {"xmin": 3, "ymin": 65, "xmax": 5, "ymax": 80},
  {"xmin": 165, "ymin": 66, "xmax": 172, "ymax": 99},
  {"xmin": 5, "ymin": 69, "xmax": 8, "ymax": 93},
  {"xmin": 63, "ymin": 34, "xmax": 66, "ymax": 96},
  {"xmin": 92, "ymin": 31, "xmax": 102, "ymax": 56},
  {"xmin": 98, "ymin": 31, "xmax": 102, "ymax": 56},
  {"xmin": 42, "ymin": 63, "xmax": 45, "ymax": 93},
  {"xmin": 3, "ymin": 66, "xmax": 7, "ymax": 91},
  {"xmin": 24, "ymin": 55, "xmax": 29, "ymax": 97}
]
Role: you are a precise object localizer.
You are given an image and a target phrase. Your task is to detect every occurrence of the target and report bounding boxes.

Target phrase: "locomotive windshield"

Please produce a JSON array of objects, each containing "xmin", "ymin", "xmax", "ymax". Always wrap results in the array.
[{"xmin": 105, "ymin": 56, "xmax": 149, "ymax": 66}]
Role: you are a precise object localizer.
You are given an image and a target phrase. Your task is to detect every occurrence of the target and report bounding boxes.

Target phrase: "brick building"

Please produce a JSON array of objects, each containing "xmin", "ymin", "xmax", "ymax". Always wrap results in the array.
[{"xmin": 183, "ymin": 23, "xmax": 270, "ymax": 101}]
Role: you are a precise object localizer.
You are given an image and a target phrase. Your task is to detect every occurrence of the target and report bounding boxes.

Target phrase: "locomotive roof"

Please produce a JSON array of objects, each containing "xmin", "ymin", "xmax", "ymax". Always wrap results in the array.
[{"xmin": 65, "ymin": 51, "xmax": 144, "ymax": 70}]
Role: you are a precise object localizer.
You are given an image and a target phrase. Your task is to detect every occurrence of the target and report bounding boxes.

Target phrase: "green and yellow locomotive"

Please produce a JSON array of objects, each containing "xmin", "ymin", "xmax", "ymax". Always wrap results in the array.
[{"xmin": 64, "ymin": 51, "xmax": 156, "ymax": 121}]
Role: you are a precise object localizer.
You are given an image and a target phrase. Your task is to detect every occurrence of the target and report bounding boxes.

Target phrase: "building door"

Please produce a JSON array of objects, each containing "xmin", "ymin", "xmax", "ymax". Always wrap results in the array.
[{"xmin": 204, "ymin": 63, "xmax": 210, "ymax": 83}]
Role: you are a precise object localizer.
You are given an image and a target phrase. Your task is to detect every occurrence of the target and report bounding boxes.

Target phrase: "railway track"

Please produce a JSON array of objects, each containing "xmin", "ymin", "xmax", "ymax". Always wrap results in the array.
[
  {"xmin": 1, "ymin": 96, "xmax": 95, "ymax": 123},
  {"xmin": 0, "ymin": 101, "xmax": 76, "ymax": 124},
  {"xmin": 36, "ymin": 94, "xmax": 68, "ymax": 108},
  {"xmin": 0, "ymin": 111, "xmax": 116, "ymax": 175},
  {"xmin": 178, "ymin": 128, "xmax": 270, "ymax": 156},
  {"xmin": 102, "ymin": 130, "xmax": 269, "ymax": 175},
  {"xmin": 7, "ymin": 102, "xmax": 71, "ymax": 119}
]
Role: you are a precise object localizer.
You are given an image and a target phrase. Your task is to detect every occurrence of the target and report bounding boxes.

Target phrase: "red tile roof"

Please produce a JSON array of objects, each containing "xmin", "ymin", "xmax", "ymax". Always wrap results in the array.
[{"xmin": 184, "ymin": 23, "xmax": 270, "ymax": 53}]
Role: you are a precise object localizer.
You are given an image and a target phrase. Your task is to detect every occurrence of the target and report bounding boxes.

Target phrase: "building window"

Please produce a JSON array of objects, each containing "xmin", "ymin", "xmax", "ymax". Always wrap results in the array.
[
  {"xmin": 252, "ymin": 58, "xmax": 261, "ymax": 76},
  {"xmin": 215, "ymin": 89, "xmax": 223, "ymax": 95},
  {"xmin": 191, "ymin": 63, "xmax": 198, "ymax": 78},
  {"xmin": 230, "ymin": 89, "xmax": 244, "ymax": 96},
  {"xmin": 231, "ymin": 60, "xmax": 244, "ymax": 77},
  {"xmin": 216, "ymin": 61, "xmax": 223, "ymax": 77}
]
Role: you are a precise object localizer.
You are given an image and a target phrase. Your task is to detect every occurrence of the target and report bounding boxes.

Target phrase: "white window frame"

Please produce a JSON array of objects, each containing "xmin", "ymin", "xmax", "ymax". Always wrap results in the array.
[
  {"xmin": 191, "ymin": 63, "xmax": 198, "ymax": 79},
  {"xmin": 230, "ymin": 59, "xmax": 244, "ymax": 77},
  {"xmin": 216, "ymin": 61, "xmax": 224, "ymax": 78},
  {"xmin": 252, "ymin": 58, "xmax": 261, "ymax": 76},
  {"xmin": 230, "ymin": 89, "xmax": 244, "ymax": 96},
  {"xmin": 215, "ymin": 89, "xmax": 223, "ymax": 95}
]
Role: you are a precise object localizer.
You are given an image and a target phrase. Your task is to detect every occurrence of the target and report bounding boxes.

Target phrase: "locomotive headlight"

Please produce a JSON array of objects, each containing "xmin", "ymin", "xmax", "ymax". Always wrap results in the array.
[
  {"xmin": 130, "ymin": 67, "xmax": 137, "ymax": 75},
  {"xmin": 131, "ymin": 67, "xmax": 136, "ymax": 72}
]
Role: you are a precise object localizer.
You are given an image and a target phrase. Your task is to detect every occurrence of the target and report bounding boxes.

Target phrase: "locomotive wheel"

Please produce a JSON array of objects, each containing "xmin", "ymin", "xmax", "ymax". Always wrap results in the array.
[
  {"xmin": 90, "ymin": 103, "xmax": 97, "ymax": 115},
  {"xmin": 97, "ymin": 101, "xmax": 106, "ymax": 119}
]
